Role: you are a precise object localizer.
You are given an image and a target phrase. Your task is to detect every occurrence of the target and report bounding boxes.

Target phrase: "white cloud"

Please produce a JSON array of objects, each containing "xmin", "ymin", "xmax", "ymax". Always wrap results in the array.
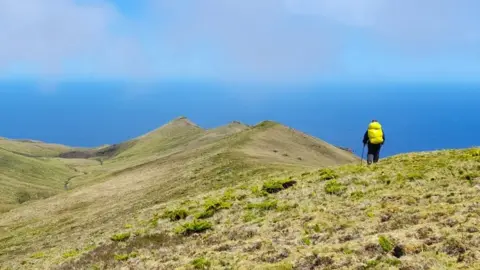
[
  {"xmin": 143, "ymin": 0, "xmax": 339, "ymax": 83},
  {"xmin": 0, "ymin": 0, "xmax": 478, "ymax": 82},
  {"xmin": 0, "ymin": 0, "xmax": 149, "ymax": 79},
  {"xmin": 288, "ymin": 0, "xmax": 480, "ymax": 51}
]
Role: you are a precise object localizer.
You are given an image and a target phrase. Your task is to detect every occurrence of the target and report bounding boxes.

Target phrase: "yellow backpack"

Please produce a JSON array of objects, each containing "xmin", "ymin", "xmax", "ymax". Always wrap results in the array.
[{"xmin": 368, "ymin": 122, "xmax": 384, "ymax": 144}]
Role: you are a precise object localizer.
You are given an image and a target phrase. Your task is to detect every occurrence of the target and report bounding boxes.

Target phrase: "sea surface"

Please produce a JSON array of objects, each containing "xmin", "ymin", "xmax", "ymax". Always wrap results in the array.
[{"xmin": 0, "ymin": 81, "xmax": 479, "ymax": 158}]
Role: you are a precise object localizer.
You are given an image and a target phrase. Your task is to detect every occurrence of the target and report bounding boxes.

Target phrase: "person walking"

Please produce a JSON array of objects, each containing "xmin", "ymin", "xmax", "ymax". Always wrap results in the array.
[{"xmin": 362, "ymin": 120, "xmax": 385, "ymax": 165}]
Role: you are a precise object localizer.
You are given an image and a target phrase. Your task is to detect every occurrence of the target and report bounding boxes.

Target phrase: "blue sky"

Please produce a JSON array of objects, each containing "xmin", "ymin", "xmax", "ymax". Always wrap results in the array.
[{"xmin": 1, "ymin": 0, "xmax": 479, "ymax": 83}]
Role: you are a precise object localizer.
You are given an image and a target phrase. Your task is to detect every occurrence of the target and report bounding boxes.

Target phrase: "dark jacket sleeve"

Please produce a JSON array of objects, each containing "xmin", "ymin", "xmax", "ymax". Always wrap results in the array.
[
  {"xmin": 363, "ymin": 131, "xmax": 369, "ymax": 144},
  {"xmin": 382, "ymin": 131, "xmax": 385, "ymax": 144}
]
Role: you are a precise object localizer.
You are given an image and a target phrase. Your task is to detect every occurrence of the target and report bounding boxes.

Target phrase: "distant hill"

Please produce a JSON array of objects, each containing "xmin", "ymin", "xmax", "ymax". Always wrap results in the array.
[{"xmin": 0, "ymin": 117, "xmax": 364, "ymax": 269}]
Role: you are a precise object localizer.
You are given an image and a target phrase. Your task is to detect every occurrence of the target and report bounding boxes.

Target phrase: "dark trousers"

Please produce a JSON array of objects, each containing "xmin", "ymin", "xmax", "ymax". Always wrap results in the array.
[{"xmin": 367, "ymin": 143, "xmax": 382, "ymax": 164}]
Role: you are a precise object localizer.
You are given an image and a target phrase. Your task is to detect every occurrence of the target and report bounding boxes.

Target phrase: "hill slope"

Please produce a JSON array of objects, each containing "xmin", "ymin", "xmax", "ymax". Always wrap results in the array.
[
  {"xmin": 0, "ymin": 117, "xmax": 360, "ymax": 269},
  {"xmin": 2, "ymin": 146, "xmax": 479, "ymax": 269},
  {"xmin": 49, "ymin": 148, "xmax": 480, "ymax": 269},
  {"xmin": 224, "ymin": 120, "xmax": 358, "ymax": 167},
  {"xmin": 0, "ymin": 137, "xmax": 71, "ymax": 157},
  {"xmin": 0, "ymin": 139, "xmax": 81, "ymax": 213}
]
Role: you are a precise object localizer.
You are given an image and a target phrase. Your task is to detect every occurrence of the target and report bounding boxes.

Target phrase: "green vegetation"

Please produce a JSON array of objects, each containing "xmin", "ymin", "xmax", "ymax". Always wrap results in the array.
[
  {"xmin": 62, "ymin": 249, "xmax": 80, "ymax": 259},
  {"xmin": 378, "ymin": 235, "xmax": 395, "ymax": 253},
  {"xmin": 30, "ymin": 252, "xmax": 46, "ymax": 259},
  {"xmin": 246, "ymin": 199, "xmax": 278, "ymax": 211},
  {"xmin": 2, "ymin": 118, "xmax": 479, "ymax": 270},
  {"xmin": 195, "ymin": 197, "xmax": 232, "ymax": 219},
  {"xmin": 114, "ymin": 252, "xmax": 137, "ymax": 261},
  {"xmin": 162, "ymin": 208, "xmax": 189, "ymax": 221},
  {"xmin": 262, "ymin": 178, "xmax": 297, "ymax": 193},
  {"xmin": 318, "ymin": 168, "xmax": 338, "ymax": 180},
  {"xmin": 324, "ymin": 179, "xmax": 347, "ymax": 195},
  {"xmin": 191, "ymin": 257, "xmax": 211, "ymax": 269},
  {"xmin": 110, "ymin": 232, "xmax": 131, "ymax": 242},
  {"xmin": 203, "ymin": 198, "xmax": 232, "ymax": 213},
  {"xmin": 175, "ymin": 219, "xmax": 213, "ymax": 235}
]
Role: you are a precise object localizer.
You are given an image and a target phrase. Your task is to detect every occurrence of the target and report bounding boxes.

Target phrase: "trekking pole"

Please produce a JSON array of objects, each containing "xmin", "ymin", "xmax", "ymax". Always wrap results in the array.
[{"xmin": 361, "ymin": 144, "xmax": 365, "ymax": 165}]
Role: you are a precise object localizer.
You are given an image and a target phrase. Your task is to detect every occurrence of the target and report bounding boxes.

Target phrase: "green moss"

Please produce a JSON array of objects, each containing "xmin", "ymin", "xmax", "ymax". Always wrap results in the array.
[
  {"xmin": 262, "ymin": 178, "xmax": 297, "ymax": 194},
  {"xmin": 204, "ymin": 198, "xmax": 232, "ymax": 212},
  {"xmin": 194, "ymin": 197, "xmax": 232, "ymax": 219},
  {"xmin": 110, "ymin": 232, "xmax": 131, "ymax": 242},
  {"xmin": 378, "ymin": 235, "xmax": 394, "ymax": 252},
  {"xmin": 62, "ymin": 249, "xmax": 80, "ymax": 259},
  {"xmin": 175, "ymin": 219, "xmax": 212, "ymax": 235},
  {"xmin": 324, "ymin": 180, "xmax": 347, "ymax": 195},
  {"xmin": 162, "ymin": 208, "xmax": 189, "ymax": 221},
  {"xmin": 191, "ymin": 256, "xmax": 211, "ymax": 269},
  {"xmin": 114, "ymin": 251, "xmax": 138, "ymax": 261},
  {"xmin": 114, "ymin": 254, "xmax": 129, "ymax": 261},
  {"xmin": 318, "ymin": 168, "xmax": 338, "ymax": 181},
  {"xmin": 30, "ymin": 252, "xmax": 46, "ymax": 259},
  {"xmin": 195, "ymin": 209, "xmax": 215, "ymax": 219}
]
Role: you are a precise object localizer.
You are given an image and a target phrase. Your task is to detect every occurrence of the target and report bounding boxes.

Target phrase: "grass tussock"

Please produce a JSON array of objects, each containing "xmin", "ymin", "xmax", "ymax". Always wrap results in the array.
[
  {"xmin": 318, "ymin": 168, "xmax": 338, "ymax": 181},
  {"xmin": 324, "ymin": 179, "xmax": 347, "ymax": 195},
  {"xmin": 110, "ymin": 232, "xmax": 131, "ymax": 242},
  {"xmin": 195, "ymin": 197, "xmax": 232, "ymax": 219},
  {"xmin": 262, "ymin": 178, "xmax": 297, "ymax": 194},
  {"xmin": 191, "ymin": 256, "xmax": 211, "ymax": 269},
  {"xmin": 175, "ymin": 219, "xmax": 213, "ymax": 236},
  {"xmin": 378, "ymin": 235, "xmax": 395, "ymax": 253},
  {"xmin": 162, "ymin": 208, "xmax": 189, "ymax": 221}
]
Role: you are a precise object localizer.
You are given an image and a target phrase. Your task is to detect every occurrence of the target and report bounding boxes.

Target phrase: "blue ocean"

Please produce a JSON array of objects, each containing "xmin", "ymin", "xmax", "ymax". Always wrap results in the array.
[{"xmin": 0, "ymin": 82, "xmax": 479, "ymax": 158}]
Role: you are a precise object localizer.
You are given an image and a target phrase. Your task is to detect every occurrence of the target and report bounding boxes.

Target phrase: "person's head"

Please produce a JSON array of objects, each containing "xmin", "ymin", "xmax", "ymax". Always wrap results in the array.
[{"xmin": 371, "ymin": 119, "xmax": 377, "ymax": 123}]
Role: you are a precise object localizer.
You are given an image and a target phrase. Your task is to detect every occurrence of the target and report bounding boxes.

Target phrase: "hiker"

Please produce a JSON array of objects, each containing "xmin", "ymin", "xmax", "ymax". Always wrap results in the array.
[{"xmin": 362, "ymin": 120, "xmax": 385, "ymax": 165}]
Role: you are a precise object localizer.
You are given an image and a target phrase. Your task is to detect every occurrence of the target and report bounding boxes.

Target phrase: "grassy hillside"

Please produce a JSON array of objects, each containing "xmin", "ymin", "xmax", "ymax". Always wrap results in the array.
[
  {"xmin": 0, "ymin": 137, "xmax": 71, "ymax": 157},
  {"xmin": 1, "ymin": 146, "xmax": 478, "ymax": 269},
  {"xmin": 0, "ymin": 148, "xmax": 80, "ymax": 213},
  {"xmin": 49, "ymin": 148, "xmax": 480, "ymax": 269},
  {"xmin": 224, "ymin": 120, "xmax": 358, "ymax": 167},
  {"xmin": 0, "ymin": 117, "xmax": 360, "ymax": 269}
]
